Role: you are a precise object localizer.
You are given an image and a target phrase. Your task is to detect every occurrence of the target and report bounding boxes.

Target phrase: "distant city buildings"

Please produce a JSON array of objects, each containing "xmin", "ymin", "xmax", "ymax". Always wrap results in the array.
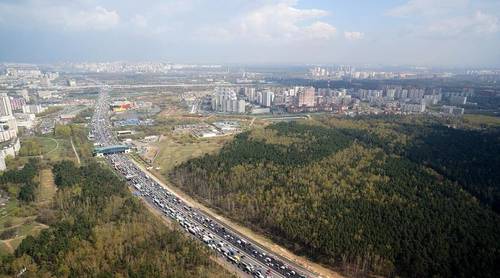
[
  {"xmin": 297, "ymin": 87, "xmax": 315, "ymax": 107},
  {"xmin": 309, "ymin": 65, "xmax": 456, "ymax": 80},
  {"xmin": 211, "ymin": 88, "xmax": 246, "ymax": 113},
  {"xmin": 51, "ymin": 62, "xmax": 221, "ymax": 74},
  {"xmin": 208, "ymin": 84, "xmax": 448, "ymax": 115}
]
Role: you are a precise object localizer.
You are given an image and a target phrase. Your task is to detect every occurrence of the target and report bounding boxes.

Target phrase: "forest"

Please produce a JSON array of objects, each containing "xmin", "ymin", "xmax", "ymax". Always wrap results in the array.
[
  {"xmin": 0, "ymin": 160, "xmax": 229, "ymax": 278},
  {"xmin": 171, "ymin": 116, "xmax": 500, "ymax": 277},
  {"xmin": 0, "ymin": 158, "xmax": 40, "ymax": 202}
]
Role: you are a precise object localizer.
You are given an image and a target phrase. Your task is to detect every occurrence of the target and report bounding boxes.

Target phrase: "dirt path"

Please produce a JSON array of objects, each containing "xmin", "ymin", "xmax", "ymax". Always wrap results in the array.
[
  {"xmin": 44, "ymin": 137, "xmax": 59, "ymax": 155},
  {"xmin": 37, "ymin": 169, "xmax": 57, "ymax": 206},
  {"xmin": 249, "ymin": 117, "xmax": 256, "ymax": 127},
  {"xmin": 130, "ymin": 158, "xmax": 342, "ymax": 278},
  {"xmin": 70, "ymin": 138, "xmax": 81, "ymax": 165},
  {"xmin": 2, "ymin": 240, "xmax": 14, "ymax": 253}
]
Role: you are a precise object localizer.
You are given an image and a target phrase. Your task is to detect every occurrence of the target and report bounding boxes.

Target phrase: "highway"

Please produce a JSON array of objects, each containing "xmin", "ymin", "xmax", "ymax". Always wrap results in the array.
[{"xmin": 89, "ymin": 89, "xmax": 319, "ymax": 278}]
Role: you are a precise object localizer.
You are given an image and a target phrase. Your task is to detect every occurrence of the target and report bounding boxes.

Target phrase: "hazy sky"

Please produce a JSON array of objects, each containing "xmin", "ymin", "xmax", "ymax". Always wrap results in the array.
[{"xmin": 0, "ymin": 0, "xmax": 499, "ymax": 66}]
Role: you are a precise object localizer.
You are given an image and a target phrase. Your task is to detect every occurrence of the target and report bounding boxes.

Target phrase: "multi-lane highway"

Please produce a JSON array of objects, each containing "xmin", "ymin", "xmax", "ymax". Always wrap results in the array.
[{"xmin": 89, "ymin": 89, "xmax": 319, "ymax": 278}]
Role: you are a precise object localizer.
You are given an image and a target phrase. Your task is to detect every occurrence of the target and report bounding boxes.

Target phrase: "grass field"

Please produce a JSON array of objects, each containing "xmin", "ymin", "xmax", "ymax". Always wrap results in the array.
[
  {"xmin": 19, "ymin": 136, "xmax": 77, "ymax": 163},
  {"xmin": 36, "ymin": 169, "xmax": 57, "ymax": 206},
  {"xmin": 152, "ymin": 136, "xmax": 230, "ymax": 175},
  {"xmin": 463, "ymin": 114, "xmax": 500, "ymax": 127},
  {"xmin": 43, "ymin": 138, "xmax": 76, "ymax": 162}
]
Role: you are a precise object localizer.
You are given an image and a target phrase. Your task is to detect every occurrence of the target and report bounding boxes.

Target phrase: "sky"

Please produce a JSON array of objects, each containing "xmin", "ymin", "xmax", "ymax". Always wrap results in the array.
[{"xmin": 0, "ymin": 0, "xmax": 499, "ymax": 67}]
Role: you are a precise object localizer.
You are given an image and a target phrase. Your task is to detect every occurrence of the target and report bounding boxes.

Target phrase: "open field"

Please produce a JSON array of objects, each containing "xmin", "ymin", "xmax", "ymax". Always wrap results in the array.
[
  {"xmin": 35, "ymin": 136, "xmax": 58, "ymax": 153},
  {"xmin": 36, "ymin": 169, "xmax": 57, "ymax": 206},
  {"xmin": 43, "ymin": 139, "xmax": 77, "ymax": 162},
  {"xmin": 463, "ymin": 114, "xmax": 500, "ymax": 127},
  {"xmin": 152, "ymin": 135, "xmax": 230, "ymax": 174},
  {"xmin": 19, "ymin": 136, "xmax": 77, "ymax": 163},
  {"xmin": 0, "ymin": 207, "xmax": 47, "ymax": 256}
]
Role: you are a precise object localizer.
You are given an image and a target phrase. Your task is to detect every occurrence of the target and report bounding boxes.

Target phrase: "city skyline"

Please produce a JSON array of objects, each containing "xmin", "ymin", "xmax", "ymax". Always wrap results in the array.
[{"xmin": 1, "ymin": 0, "xmax": 499, "ymax": 67}]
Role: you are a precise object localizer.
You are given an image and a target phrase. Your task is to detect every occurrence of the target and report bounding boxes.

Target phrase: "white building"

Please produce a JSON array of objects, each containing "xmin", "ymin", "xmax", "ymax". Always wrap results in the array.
[
  {"xmin": 0, "ymin": 116, "xmax": 18, "ymax": 142},
  {"xmin": 262, "ymin": 91, "xmax": 274, "ymax": 107},
  {"xmin": 0, "ymin": 138, "xmax": 21, "ymax": 171},
  {"xmin": 401, "ymin": 103, "xmax": 426, "ymax": 113},
  {"xmin": 211, "ymin": 88, "xmax": 247, "ymax": 114},
  {"xmin": 0, "ymin": 93, "xmax": 13, "ymax": 117},
  {"xmin": 237, "ymin": 100, "xmax": 246, "ymax": 113},
  {"xmin": 14, "ymin": 113, "xmax": 36, "ymax": 129},
  {"xmin": 22, "ymin": 104, "xmax": 45, "ymax": 114},
  {"xmin": 37, "ymin": 90, "xmax": 53, "ymax": 99}
]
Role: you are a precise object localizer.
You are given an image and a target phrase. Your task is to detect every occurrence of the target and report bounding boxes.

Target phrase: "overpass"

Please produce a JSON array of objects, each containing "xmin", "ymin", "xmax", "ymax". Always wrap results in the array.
[{"xmin": 93, "ymin": 145, "xmax": 130, "ymax": 156}]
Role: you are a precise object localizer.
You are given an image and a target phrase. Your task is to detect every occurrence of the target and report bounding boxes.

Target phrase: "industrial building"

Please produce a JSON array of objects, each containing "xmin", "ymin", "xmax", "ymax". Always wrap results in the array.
[{"xmin": 110, "ymin": 101, "xmax": 133, "ymax": 112}]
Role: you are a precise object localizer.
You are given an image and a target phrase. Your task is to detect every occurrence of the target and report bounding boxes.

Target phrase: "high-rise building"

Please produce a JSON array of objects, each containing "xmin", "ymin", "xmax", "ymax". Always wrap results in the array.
[
  {"xmin": 211, "ymin": 88, "xmax": 238, "ymax": 113},
  {"xmin": 244, "ymin": 88, "xmax": 257, "ymax": 103},
  {"xmin": 237, "ymin": 100, "xmax": 246, "ymax": 113},
  {"xmin": 0, "ymin": 94, "xmax": 13, "ymax": 117},
  {"xmin": 262, "ymin": 91, "xmax": 274, "ymax": 107},
  {"xmin": 298, "ymin": 87, "xmax": 315, "ymax": 107},
  {"xmin": 0, "ymin": 116, "xmax": 18, "ymax": 142},
  {"xmin": 10, "ymin": 97, "xmax": 26, "ymax": 111},
  {"xmin": 450, "ymin": 95, "xmax": 467, "ymax": 105}
]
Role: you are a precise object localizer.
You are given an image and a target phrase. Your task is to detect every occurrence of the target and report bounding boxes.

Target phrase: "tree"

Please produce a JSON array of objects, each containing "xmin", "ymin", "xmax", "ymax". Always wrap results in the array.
[{"xmin": 54, "ymin": 124, "xmax": 71, "ymax": 138}]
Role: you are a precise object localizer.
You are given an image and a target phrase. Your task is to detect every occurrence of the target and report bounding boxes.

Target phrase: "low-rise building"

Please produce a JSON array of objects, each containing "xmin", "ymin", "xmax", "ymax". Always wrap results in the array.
[
  {"xmin": 14, "ymin": 113, "xmax": 36, "ymax": 129},
  {"xmin": 441, "ymin": 105, "xmax": 464, "ymax": 115},
  {"xmin": 401, "ymin": 103, "xmax": 426, "ymax": 113},
  {"xmin": 22, "ymin": 104, "xmax": 45, "ymax": 114}
]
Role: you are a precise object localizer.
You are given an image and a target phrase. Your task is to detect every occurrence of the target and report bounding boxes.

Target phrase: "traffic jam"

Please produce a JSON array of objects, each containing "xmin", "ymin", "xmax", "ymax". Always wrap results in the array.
[{"xmin": 90, "ymin": 90, "xmax": 313, "ymax": 278}]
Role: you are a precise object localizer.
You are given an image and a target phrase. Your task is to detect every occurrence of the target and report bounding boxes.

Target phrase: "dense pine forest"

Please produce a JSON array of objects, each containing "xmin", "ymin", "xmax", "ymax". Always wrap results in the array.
[
  {"xmin": 171, "ymin": 116, "xmax": 500, "ymax": 277},
  {"xmin": 0, "ymin": 160, "xmax": 229, "ymax": 277}
]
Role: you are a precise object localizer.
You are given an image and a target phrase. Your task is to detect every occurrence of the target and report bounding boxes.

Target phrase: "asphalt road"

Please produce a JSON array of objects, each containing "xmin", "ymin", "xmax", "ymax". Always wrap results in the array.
[{"xmin": 89, "ymin": 89, "xmax": 319, "ymax": 278}]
